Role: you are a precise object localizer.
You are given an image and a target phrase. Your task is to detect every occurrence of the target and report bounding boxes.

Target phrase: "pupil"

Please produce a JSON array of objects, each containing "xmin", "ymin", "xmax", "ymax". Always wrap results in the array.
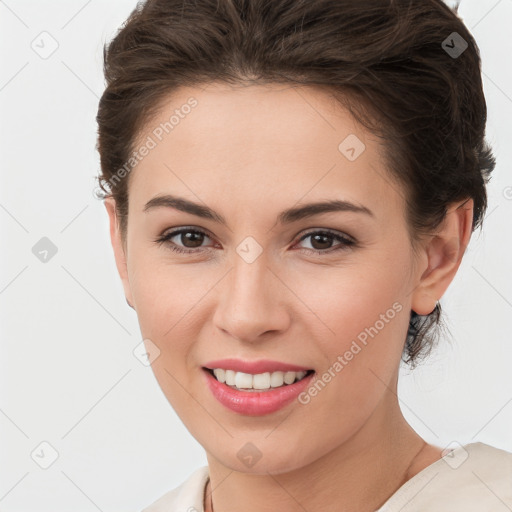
[
  {"xmin": 312, "ymin": 234, "xmax": 331, "ymax": 250},
  {"xmin": 183, "ymin": 231, "xmax": 203, "ymax": 248}
]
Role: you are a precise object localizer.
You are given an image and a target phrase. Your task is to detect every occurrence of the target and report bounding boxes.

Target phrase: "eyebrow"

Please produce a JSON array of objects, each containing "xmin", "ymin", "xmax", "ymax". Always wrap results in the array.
[{"xmin": 143, "ymin": 194, "xmax": 374, "ymax": 224}]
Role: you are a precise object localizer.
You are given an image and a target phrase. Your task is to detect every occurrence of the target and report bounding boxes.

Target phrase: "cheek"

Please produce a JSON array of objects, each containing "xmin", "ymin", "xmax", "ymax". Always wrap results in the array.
[
  {"xmin": 291, "ymin": 260, "xmax": 408, "ymax": 349},
  {"xmin": 296, "ymin": 291, "xmax": 408, "ymax": 437},
  {"xmin": 290, "ymin": 258, "xmax": 411, "ymax": 413},
  {"xmin": 127, "ymin": 252, "xmax": 222, "ymax": 386},
  {"xmin": 127, "ymin": 246, "xmax": 198, "ymax": 332}
]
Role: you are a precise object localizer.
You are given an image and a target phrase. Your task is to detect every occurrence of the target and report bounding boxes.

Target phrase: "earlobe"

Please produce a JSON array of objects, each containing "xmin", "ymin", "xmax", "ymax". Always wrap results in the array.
[
  {"xmin": 411, "ymin": 198, "xmax": 473, "ymax": 316},
  {"xmin": 104, "ymin": 197, "xmax": 134, "ymax": 309}
]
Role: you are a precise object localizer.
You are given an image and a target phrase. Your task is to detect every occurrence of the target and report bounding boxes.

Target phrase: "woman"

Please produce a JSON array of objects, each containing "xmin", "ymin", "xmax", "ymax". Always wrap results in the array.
[{"xmin": 95, "ymin": 0, "xmax": 512, "ymax": 510}]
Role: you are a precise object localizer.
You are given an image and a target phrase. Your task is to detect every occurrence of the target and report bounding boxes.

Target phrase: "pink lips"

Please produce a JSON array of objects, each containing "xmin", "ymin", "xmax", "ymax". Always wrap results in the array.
[{"xmin": 202, "ymin": 358, "xmax": 315, "ymax": 416}]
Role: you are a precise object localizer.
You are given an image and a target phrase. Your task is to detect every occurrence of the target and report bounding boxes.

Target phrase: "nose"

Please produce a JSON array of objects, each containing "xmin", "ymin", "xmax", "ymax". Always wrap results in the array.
[{"xmin": 212, "ymin": 250, "xmax": 291, "ymax": 344}]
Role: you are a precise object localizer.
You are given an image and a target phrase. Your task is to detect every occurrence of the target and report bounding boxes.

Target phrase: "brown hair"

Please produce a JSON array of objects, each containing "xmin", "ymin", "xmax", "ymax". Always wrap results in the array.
[{"xmin": 95, "ymin": 0, "xmax": 495, "ymax": 366}]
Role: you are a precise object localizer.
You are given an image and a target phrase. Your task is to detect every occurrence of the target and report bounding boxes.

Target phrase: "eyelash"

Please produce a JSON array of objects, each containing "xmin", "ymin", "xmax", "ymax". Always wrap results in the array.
[{"xmin": 154, "ymin": 227, "xmax": 356, "ymax": 256}]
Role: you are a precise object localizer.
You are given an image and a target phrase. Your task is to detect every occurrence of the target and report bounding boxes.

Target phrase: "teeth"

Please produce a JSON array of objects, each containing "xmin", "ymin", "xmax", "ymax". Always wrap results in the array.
[
  {"xmin": 213, "ymin": 368, "xmax": 226, "ymax": 383},
  {"xmin": 211, "ymin": 369, "xmax": 309, "ymax": 390},
  {"xmin": 235, "ymin": 371, "xmax": 253, "ymax": 389},
  {"xmin": 270, "ymin": 371, "xmax": 285, "ymax": 387},
  {"xmin": 225, "ymin": 369, "xmax": 235, "ymax": 386},
  {"xmin": 284, "ymin": 371, "xmax": 296, "ymax": 385}
]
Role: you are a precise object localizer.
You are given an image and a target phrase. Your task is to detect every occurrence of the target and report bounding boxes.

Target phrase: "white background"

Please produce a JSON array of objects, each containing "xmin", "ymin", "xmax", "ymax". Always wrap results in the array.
[{"xmin": 1, "ymin": 0, "xmax": 511, "ymax": 510}]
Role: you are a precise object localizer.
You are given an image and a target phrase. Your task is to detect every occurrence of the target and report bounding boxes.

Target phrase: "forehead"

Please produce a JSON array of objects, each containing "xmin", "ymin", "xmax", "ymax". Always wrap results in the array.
[{"xmin": 129, "ymin": 82, "xmax": 406, "ymax": 225}]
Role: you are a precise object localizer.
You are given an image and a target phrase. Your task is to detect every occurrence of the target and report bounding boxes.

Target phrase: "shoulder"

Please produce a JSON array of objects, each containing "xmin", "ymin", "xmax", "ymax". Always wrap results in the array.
[
  {"xmin": 439, "ymin": 442, "xmax": 512, "ymax": 492},
  {"xmin": 379, "ymin": 442, "xmax": 512, "ymax": 511},
  {"xmin": 140, "ymin": 466, "xmax": 209, "ymax": 512}
]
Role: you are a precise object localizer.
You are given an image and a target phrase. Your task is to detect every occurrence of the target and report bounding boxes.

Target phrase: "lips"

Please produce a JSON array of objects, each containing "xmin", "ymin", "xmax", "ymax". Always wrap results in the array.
[{"xmin": 201, "ymin": 358, "xmax": 316, "ymax": 415}]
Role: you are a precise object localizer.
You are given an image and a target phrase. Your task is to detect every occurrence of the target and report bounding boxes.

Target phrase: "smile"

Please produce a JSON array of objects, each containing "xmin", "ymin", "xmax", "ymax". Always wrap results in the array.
[
  {"xmin": 206, "ymin": 368, "xmax": 314, "ymax": 391},
  {"xmin": 202, "ymin": 362, "xmax": 316, "ymax": 415}
]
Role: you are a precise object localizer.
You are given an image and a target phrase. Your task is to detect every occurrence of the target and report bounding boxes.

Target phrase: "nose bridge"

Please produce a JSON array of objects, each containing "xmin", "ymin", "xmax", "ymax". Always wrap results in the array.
[
  {"xmin": 231, "ymin": 247, "xmax": 270, "ymax": 306},
  {"xmin": 214, "ymin": 243, "xmax": 289, "ymax": 342}
]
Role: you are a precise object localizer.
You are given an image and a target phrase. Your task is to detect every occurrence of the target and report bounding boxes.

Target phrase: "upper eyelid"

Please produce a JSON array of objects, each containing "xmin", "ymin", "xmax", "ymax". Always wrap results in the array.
[
  {"xmin": 163, "ymin": 226, "xmax": 215, "ymax": 241},
  {"xmin": 298, "ymin": 228, "xmax": 354, "ymax": 242}
]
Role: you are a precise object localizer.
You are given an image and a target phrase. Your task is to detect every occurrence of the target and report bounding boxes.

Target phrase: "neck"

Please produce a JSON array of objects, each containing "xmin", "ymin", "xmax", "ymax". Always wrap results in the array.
[{"xmin": 204, "ymin": 389, "xmax": 440, "ymax": 512}]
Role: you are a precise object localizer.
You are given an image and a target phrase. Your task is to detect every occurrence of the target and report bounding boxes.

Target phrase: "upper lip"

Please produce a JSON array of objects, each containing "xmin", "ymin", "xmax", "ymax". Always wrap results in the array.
[{"xmin": 203, "ymin": 358, "xmax": 313, "ymax": 374}]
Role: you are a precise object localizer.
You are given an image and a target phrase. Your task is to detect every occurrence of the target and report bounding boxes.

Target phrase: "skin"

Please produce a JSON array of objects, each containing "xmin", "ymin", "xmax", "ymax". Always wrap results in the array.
[{"xmin": 105, "ymin": 82, "xmax": 473, "ymax": 512}]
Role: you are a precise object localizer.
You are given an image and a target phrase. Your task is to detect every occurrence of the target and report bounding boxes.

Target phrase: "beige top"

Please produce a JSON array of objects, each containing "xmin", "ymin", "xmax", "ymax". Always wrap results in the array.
[{"xmin": 141, "ymin": 443, "xmax": 512, "ymax": 511}]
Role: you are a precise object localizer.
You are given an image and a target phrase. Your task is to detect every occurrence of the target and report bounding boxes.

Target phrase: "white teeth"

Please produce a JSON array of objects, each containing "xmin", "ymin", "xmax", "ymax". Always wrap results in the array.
[
  {"xmin": 213, "ymin": 368, "xmax": 226, "ymax": 383},
  {"xmin": 253, "ymin": 372, "xmax": 270, "ymax": 389},
  {"xmin": 270, "ymin": 371, "xmax": 284, "ymax": 387},
  {"xmin": 225, "ymin": 369, "xmax": 236, "ymax": 386},
  {"xmin": 283, "ymin": 371, "xmax": 296, "ymax": 385},
  {"xmin": 235, "ymin": 372, "xmax": 253, "ymax": 389},
  {"xmin": 210, "ymin": 368, "xmax": 310, "ymax": 390}
]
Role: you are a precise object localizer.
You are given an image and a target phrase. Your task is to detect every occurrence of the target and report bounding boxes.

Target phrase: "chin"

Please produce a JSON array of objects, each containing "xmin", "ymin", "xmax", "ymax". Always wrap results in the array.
[{"xmin": 218, "ymin": 452, "xmax": 311, "ymax": 475}]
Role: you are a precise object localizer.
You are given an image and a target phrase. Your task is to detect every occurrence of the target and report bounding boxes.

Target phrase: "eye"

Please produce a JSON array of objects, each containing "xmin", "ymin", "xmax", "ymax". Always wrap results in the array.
[
  {"xmin": 294, "ymin": 229, "xmax": 355, "ymax": 255},
  {"xmin": 154, "ymin": 227, "xmax": 356, "ymax": 256},
  {"xmin": 154, "ymin": 227, "xmax": 215, "ymax": 254}
]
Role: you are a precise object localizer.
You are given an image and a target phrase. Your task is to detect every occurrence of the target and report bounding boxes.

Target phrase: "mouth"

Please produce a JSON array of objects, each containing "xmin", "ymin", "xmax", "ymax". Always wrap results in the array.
[
  {"xmin": 201, "ymin": 358, "xmax": 317, "ymax": 415},
  {"xmin": 202, "ymin": 366, "xmax": 316, "ymax": 415},
  {"xmin": 203, "ymin": 367, "xmax": 315, "ymax": 392}
]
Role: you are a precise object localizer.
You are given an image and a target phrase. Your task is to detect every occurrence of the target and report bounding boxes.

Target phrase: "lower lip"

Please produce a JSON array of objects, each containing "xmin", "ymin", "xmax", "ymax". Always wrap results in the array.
[{"xmin": 203, "ymin": 369, "xmax": 315, "ymax": 416}]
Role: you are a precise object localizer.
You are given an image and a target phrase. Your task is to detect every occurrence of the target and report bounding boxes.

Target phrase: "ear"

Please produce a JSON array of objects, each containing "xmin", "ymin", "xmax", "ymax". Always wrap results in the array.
[
  {"xmin": 104, "ymin": 197, "xmax": 134, "ymax": 309},
  {"xmin": 410, "ymin": 198, "xmax": 474, "ymax": 315}
]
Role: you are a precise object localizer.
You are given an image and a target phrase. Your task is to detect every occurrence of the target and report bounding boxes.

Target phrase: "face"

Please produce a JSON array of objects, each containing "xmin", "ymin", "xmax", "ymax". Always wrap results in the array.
[{"xmin": 106, "ymin": 82, "xmax": 440, "ymax": 474}]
